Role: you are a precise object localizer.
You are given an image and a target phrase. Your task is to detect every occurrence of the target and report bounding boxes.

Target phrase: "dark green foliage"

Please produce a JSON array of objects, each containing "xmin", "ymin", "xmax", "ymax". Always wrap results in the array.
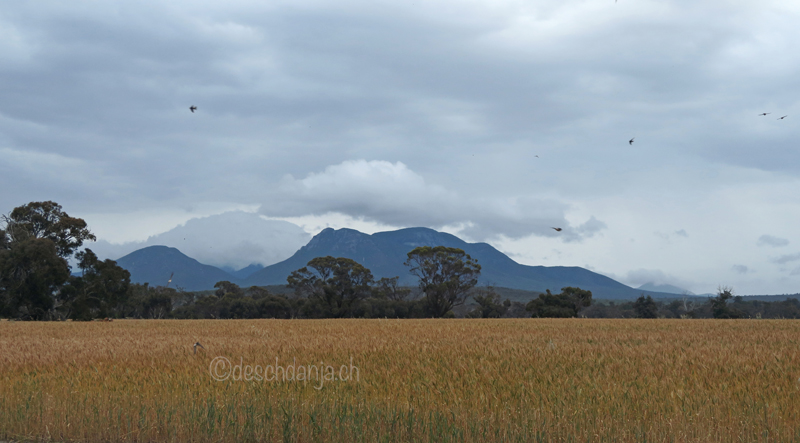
[
  {"xmin": 404, "ymin": 246, "xmax": 481, "ymax": 318},
  {"xmin": 710, "ymin": 287, "xmax": 745, "ymax": 319},
  {"xmin": 122, "ymin": 283, "xmax": 176, "ymax": 319},
  {"xmin": 732, "ymin": 297, "xmax": 800, "ymax": 319},
  {"xmin": 0, "ymin": 201, "xmax": 96, "ymax": 320},
  {"xmin": 60, "ymin": 249, "xmax": 131, "ymax": 321},
  {"xmin": 372, "ymin": 276, "xmax": 411, "ymax": 301},
  {"xmin": 288, "ymin": 256, "xmax": 374, "ymax": 318},
  {"xmin": 466, "ymin": 287, "xmax": 509, "ymax": 318},
  {"xmin": 214, "ymin": 281, "xmax": 243, "ymax": 298},
  {"xmin": 633, "ymin": 295, "xmax": 659, "ymax": 318},
  {"xmin": 525, "ymin": 290, "xmax": 575, "ymax": 318},
  {"xmin": 3, "ymin": 201, "xmax": 95, "ymax": 259},
  {"xmin": 0, "ymin": 238, "xmax": 70, "ymax": 320},
  {"xmin": 142, "ymin": 292, "xmax": 173, "ymax": 319},
  {"xmin": 526, "ymin": 287, "xmax": 593, "ymax": 318},
  {"xmin": 172, "ymin": 285, "xmax": 295, "ymax": 319}
]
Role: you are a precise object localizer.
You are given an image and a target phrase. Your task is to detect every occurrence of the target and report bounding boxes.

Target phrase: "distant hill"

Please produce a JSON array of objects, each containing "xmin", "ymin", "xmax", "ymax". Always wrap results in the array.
[
  {"xmin": 637, "ymin": 282, "xmax": 694, "ymax": 295},
  {"xmin": 221, "ymin": 264, "xmax": 264, "ymax": 280},
  {"xmin": 116, "ymin": 246, "xmax": 234, "ymax": 291},
  {"xmin": 244, "ymin": 227, "xmax": 677, "ymax": 299}
]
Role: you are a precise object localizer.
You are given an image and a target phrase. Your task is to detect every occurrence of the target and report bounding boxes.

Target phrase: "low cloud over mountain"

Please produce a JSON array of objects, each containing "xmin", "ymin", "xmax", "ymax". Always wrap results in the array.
[
  {"xmin": 89, "ymin": 211, "xmax": 310, "ymax": 270},
  {"xmin": 260, "ymin": 160, "xmax": 606, "ymax": 242}
]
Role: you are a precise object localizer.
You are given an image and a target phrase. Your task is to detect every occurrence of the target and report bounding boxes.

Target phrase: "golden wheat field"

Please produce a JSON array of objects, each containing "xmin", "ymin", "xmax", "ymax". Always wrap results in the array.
[{"xmin": 1, "ymin": 319, "xmax": 799, "ymax": 442}]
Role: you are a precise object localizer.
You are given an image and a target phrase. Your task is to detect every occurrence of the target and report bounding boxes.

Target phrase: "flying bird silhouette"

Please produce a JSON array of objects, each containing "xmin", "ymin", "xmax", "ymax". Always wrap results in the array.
[
  {"xmin": 552, "ymin": 227, "xmax": 562, "ymax": 232},
  {"xmin": 189, "ymin": 106, "xmax": 197, "ymax": 113},
  {"xmin": 629, "ymin": 137, "xmax": 635, "ymax": 145},
  {"xmin": 758, "ymin": 112, "xmax": 770, "ymax": 116},
  {"xmin": 778, "ymin": 115, "xmax": 788, "ymax": 120},
  {"xmin": 193, "ymin": 342, "xmax": 205, "ymax": 355}
]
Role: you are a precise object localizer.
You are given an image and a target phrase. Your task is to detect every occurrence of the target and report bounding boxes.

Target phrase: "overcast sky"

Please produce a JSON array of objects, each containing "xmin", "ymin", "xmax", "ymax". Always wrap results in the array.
[{"xmin": 2, "ymin": 0, "xmax": 800, "ymax": 294}]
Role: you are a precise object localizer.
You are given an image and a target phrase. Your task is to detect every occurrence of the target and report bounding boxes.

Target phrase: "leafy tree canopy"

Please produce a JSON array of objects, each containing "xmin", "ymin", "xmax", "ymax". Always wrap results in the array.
[
  {"xmin": 710, "ymin": 286, "xmax": 744, "ymax": 319},
  {"xmin": 633, "ymin": 295, "xmax": 659, "ymax": 318},
  {"xmin": 61, "ymin": 249, "xmax": 131, "ymax": 320},
  {"xmin": 373, "ymin": 276, "xmax": 411, "ymax": 301},
  {"xmin": 526, "ymin": 287, "xmax": 592, "ymax": 318},
  {"xmin": 0, "ymin": 237, "xmax": 70, "ymax": 319},
  {"xmin": 3, "ymin": 201, "xmax": 96, "ymax": 258},
  {"xmin": 466, "ymin": 287, "xmax": 510, "ymax": 318},
  {"xmin": 287, "ymin": 256, "xmax": 374, "ymax": 317},
  {"xmin": 404, "ymin": 246, "xmax": 481, "ymax": 317}
]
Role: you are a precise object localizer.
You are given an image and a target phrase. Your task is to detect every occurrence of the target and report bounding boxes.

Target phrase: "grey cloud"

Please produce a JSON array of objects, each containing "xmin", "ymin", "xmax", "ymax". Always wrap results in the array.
[
  {"xmin": 2, "ymin": 1, "xmax": 800, "ymax": 296},
  {"xmin": 757, "ymin": 235, "xmax": 790, "ymax": 247},
  {"xmin": 654, "ymin": 229, "xmax": 688, "ymax": 243},
  {"xmin": 4, "ymin": 0, "xmax": 800, "ymax": 218},
  {"xmin": 573, "ymin": 216, "xmax": 607, "ymax": 239},
  {"xmin": 731, "ymin": 264, "xmax": 749, "ymax": 274},
  {"xmin": 771, "ymin": 253, "xmax": 800, "ymax": 265},
  {"xmin": 259, "ymin": 159, "xmax": 604, "ymax": 241}
]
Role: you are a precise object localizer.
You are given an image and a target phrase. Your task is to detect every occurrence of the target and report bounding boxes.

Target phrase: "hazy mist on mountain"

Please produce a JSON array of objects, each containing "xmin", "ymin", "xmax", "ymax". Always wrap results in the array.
[
  {"xmin": 88, "ymin": 211, "xmax": 310, "ymax": 270},
  {"xmin": 637, "ymin": 282, "xmax": 694, "ymax": 295}
]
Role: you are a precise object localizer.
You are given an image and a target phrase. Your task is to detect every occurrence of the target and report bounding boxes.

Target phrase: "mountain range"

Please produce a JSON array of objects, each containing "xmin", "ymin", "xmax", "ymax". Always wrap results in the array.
[{"xmin": 116, "ymin": 226, "xmax": 681, "ymax": 299}]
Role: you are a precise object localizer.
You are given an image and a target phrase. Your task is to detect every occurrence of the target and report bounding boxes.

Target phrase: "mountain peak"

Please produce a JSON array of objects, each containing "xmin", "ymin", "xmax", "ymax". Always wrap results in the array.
[
  {"xmin": 243, "ymin": 226, "xmax": 676, "ymax": 299},
  {"xmin": 116, "ymin": 245, "xmax": 233, "ymax": 291}
]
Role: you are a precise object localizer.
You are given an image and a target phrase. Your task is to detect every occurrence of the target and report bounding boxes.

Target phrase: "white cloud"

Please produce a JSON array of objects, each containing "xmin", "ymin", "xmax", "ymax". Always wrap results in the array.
[{"xmin": 259, "ymin": 159, "xmax": 604, "ymax": 242}]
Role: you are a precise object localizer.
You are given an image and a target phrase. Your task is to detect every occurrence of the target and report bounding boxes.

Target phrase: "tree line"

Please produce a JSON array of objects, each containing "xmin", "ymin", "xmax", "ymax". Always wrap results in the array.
[
  {"xmin": 3, "ymin": 201, "xmax": 799, "ymax": 320},
  {"xmin": 0, "ymin": 201, "xmax": 488, "ymax": 319},
  {"xmin": 583, "ymin": 291, "xmax": 800, "ymax": 319}
]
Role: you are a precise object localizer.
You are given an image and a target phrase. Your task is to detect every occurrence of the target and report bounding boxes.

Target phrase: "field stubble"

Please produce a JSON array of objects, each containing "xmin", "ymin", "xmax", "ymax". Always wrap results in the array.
[{"xmin": 1, "ymin": 319, "xmax": 799, "ymax": 442}]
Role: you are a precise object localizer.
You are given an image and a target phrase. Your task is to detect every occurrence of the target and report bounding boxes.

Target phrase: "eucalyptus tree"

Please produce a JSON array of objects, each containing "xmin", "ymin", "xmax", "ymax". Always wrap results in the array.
[{"xmin": 404, "ymin": 246, "xmax": 481, "ymax": 318}]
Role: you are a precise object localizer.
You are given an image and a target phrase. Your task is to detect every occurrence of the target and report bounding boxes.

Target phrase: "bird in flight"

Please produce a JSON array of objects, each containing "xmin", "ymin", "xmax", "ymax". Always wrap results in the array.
[
  {"xmin": 190, "ymin": 106, "xmax": 197, "ymax": 113},
  {"xmin": 778, "ymin": 115, "xmax": 788, "ymax": 120},
  {"xmin": 758, "ymin": 112, "xmax": 770, "ymax": 116},
  {"xmin": 629, "ymin": 137, "xmax": 635, "ymax": 145},
  {"xmin": 193, "ymin": 342, "xmax": 205, "ymax": 355},
  {"xmin": 552, "ymin": 227, "xmax": 562, "ymax": 232}
]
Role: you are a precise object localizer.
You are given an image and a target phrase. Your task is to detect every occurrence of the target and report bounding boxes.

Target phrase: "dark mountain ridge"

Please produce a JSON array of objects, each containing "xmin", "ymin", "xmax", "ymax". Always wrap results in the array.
[
  {"xmin": 243, "ymin": 227, "xmax": 676, "ymax": 299},
  {"xmin": 115, "ymin": 245, "xmax": 234, "ymax": 292}
]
